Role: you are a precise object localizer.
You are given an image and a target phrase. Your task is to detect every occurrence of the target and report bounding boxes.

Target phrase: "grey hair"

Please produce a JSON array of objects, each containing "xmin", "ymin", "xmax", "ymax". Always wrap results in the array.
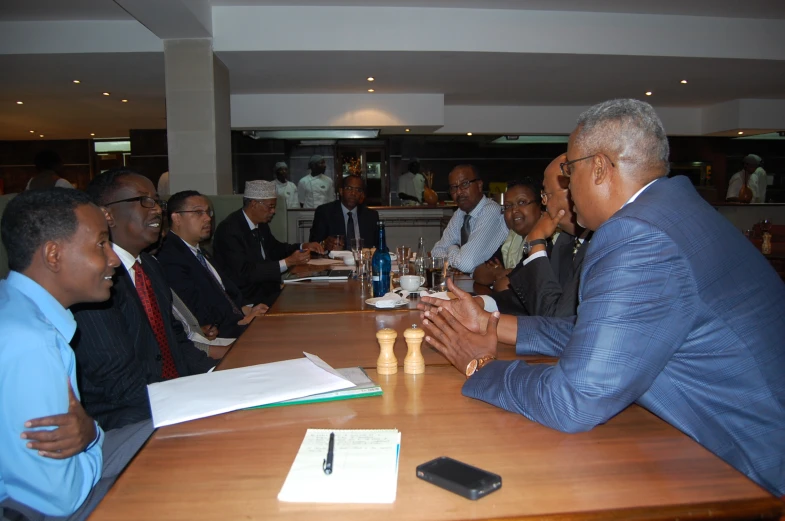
[{"xmin": 575, "ymin": 99, "xmax": 670, "ymax": 177}]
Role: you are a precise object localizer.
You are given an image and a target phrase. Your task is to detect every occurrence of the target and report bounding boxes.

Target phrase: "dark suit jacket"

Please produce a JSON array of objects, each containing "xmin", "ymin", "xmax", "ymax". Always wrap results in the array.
[
  {"xmin": 308, "ymin": 201, "xmax": 379, "ymax": 248},
  {"xmin": 491, "ymin": 231, "xmax": 589, "ymax": 317},
  {"xmin": 156, "ymin": 233, "xmax": 247, "ymax": 338},
  {"xmin": 72, "ymin": 252, "xmax": 216, "ymax": 430},
  {"xmin": 212, "ymin": 209, "xmax": 300, "ymax": 306}
]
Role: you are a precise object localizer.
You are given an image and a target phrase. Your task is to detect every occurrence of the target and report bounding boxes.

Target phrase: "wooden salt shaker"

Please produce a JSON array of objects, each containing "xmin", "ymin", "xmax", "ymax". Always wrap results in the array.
[
  {"xmin": 403, "ymin": 324, "xmax": 425, "ymax": 374},
  {"xmin": 376, "ymin": 328, "xmax": 398, "ymax": 375}
]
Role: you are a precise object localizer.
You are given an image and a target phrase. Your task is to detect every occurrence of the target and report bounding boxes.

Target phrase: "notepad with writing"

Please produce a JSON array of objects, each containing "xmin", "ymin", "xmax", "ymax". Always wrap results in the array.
[{"xmin": 278, "ymin": 429, "xmax": 401, "ymax": 504}]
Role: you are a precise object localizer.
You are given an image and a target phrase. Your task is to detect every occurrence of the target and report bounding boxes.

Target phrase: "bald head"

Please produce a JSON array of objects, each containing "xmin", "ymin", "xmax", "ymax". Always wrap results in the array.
[{"xmin": 542, "ymin": 154, "xmax": 577, "ymax": 232}]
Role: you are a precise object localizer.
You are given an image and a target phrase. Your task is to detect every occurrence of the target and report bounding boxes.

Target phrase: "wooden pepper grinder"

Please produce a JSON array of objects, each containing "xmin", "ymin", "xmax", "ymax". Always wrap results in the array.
[
  {"xmin": 403, "ymin": 324, "xmax": 425, "ymax": 374},
  {"xmin": 762, "ymin": 232, "xmax": 772, "ymax": 255},
  {"xmin": 376, "ymin": 328, "xmax": 398, "ymax": 375}
]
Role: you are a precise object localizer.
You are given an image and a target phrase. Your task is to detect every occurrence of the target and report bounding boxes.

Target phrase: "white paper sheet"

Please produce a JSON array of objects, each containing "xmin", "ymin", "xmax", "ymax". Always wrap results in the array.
[
  {"xmin": 147, "ymin": 353, "xmax": 355, "ymax": 427},
  {"xmin": 278, "ymin": 429, "xmax": 401, "ymax": 504}
]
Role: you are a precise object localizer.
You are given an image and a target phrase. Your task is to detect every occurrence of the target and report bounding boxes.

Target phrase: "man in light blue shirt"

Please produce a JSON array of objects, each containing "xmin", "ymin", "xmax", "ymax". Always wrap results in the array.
[
  {"xmin": 431, "ymin": 165, "xmax": 507, "ymax": 274},
  {"xmin": 0, "ymin": 189, "xmax": 153, "ymax": 521}
]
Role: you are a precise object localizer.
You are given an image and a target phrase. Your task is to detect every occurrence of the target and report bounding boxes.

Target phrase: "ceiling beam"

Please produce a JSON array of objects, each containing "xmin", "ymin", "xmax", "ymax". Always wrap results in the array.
[{"xmin": 114, "ymin": 0, "xmax": 212, "ymax": 39}]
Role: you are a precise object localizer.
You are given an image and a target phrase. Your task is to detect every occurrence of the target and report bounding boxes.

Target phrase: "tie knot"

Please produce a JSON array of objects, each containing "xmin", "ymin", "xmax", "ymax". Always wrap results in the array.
[{"xmin": 132, "ymin": 260, "xmax": 142, "ymax": 274}]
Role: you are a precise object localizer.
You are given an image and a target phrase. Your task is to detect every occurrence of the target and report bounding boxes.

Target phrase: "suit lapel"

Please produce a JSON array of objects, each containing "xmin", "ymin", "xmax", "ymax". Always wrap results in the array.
[{"xmin": 114, "ymin": 266, "xmax": 145, "ymax": 354}]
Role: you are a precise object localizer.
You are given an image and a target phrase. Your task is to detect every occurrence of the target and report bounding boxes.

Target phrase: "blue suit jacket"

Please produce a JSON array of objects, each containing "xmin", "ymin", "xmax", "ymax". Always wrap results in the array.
[{"xmin": 463, "ymin": 176, "xmax": 785, "ymax": 496}]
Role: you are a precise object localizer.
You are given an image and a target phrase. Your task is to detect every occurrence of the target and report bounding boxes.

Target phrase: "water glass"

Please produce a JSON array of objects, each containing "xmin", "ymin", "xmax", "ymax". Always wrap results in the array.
[
  {"xmin": 431, "ymin": 269, "xmax": 454, "ymax": 292},
  {"xmin": 396, "ymin": 246, "xmax": 411, "ymax": 276},
  {"xmin": 350, "ymin": 238, "xmax": 364, "ymax": 263}
]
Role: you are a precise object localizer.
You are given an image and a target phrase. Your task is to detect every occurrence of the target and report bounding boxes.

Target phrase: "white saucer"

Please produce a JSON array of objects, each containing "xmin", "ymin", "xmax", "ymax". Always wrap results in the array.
[{"xmin": 394, "ymin": 287, "xmax": 426, "ymax": 292}]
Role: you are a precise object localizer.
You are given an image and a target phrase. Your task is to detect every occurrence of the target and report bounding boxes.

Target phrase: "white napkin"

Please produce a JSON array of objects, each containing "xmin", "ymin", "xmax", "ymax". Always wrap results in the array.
[
  {"xmin": 328, "ymin": 250, "xmax": 354, "ymax": 266},
  {"xmin": 420, "ymin": 290, "xmax": 450, "ymax": 300},
  {"xmin": 374, "ymin": 292, "xmax": 408, "ymax": 308}
]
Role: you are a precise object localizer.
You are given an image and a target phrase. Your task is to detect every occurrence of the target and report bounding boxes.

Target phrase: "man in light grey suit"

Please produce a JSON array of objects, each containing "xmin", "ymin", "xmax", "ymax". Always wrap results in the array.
[{"xmin": 420, "ymin": 99, "xmax": 785, "ymax": 497}]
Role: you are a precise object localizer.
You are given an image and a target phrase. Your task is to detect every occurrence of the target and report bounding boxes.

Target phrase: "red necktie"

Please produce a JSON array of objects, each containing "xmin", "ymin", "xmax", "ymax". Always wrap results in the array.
[{"xmin": 133, "ymin": 261, "xmax": 179, "ymax": 379}]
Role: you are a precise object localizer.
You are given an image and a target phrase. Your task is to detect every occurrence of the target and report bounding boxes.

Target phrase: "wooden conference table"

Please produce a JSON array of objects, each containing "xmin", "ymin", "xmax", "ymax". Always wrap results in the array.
[{"xmin": 90, "ymin": 277, "xmax": 784, "ymax": 521}]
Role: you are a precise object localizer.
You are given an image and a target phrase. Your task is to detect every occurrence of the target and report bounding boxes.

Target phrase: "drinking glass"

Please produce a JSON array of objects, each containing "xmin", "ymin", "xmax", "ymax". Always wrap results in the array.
[
  {"xmin": 396, "ymin": 246, "xmax": 411, "ymax": 277},
  {"xmin": 431, "ymin": 269, "xmax": 454, "ymax": 292},
  {"xmin": 331, "ymin": 235, "xmax": 345, "ymax": 250}
]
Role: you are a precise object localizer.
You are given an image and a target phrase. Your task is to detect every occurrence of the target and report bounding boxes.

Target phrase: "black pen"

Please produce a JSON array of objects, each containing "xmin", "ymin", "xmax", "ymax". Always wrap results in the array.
[{"xmin": 322, "ymin": 432, "xmax": 335, "ymax": 475}]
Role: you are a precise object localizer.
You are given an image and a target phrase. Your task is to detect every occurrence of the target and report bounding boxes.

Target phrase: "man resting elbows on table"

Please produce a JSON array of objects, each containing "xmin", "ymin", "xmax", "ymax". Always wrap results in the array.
[{"xmin": 420, "ymin": 99, "xmax": 785, "ymax": 498}]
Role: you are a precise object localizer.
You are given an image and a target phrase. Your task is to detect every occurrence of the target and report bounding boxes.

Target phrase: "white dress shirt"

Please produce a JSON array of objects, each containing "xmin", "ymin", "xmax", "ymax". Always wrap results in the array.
[
  {"xmin": 297, "ymin": 174, "xmax": 334, "ymax": 208},
  {"xmin": 431, "ymin": 196, "xmax": 508, "ymax": 274},
  {"xmin": 112, "ymin": 244, "xmax": 140, "ymax": 286},
  {"xmin": 341, "ymin": 204, "xmax": 361, "ymax": 241},
  {"xmin": 726, "ymin": 168, "xmax": 766, "ymax": 203}
]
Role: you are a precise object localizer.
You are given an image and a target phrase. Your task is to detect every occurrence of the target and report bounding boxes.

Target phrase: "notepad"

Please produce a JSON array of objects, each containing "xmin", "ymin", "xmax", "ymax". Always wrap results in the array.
[
  {"xmin": 278, "ymin": 429, "xmax": 401, "ymax": 504},
  {"xmin": 282, "ymin": 268, "xmax": 353, "ymax": 283}
]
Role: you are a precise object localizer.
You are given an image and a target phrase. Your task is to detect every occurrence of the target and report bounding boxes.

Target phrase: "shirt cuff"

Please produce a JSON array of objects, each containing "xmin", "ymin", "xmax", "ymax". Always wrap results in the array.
[
  {"xmin": 522, "ymin": 250, "xmax": 548, "ymax": 266},
  {"xmin": 85, "ymin": 422, "xmax": 102, "ymax": 451},
  {"xmin": 279, "ymin": 260, "xmax": 288, "ymax": 273},
  {"xmin": 478, "ymin": 295, "xmax": 498, "ymax": 313}
]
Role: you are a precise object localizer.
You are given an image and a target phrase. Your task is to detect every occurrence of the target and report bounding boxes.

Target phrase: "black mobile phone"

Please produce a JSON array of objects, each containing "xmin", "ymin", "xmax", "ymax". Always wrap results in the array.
[{"xmin": 416, "ymin": 456, "xmax": 502, "ymax": 500}]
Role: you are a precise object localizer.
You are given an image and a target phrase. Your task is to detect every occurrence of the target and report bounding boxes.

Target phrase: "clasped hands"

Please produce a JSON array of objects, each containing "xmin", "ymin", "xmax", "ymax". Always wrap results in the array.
[
  {"xmin": 418, "ymin": 278, "xmax": 500, "ymax": 374},
  {"xmin": 21, "ymin": 380, "xmax": 97, "ymax": 459}
]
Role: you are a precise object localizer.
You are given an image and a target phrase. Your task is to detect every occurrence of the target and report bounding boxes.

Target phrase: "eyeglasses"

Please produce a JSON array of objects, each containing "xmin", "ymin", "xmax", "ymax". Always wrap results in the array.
[
  {"xmin": 501, "ymin": 200, "xmax": 538, "ymax": 213},
  {"xmin": 540, "ymin": 189, "xmax": 568, "ymax": 205},
  {"xmin": 448, "ymin": 179, "xmax": 480, "ymax": 193},
  {"xmin": 254, "ymin": 200, "xmax": 276, "ymax": 210},
  {"xmin": 174, "ymin": 209, "xmax": 214, "ymax": 218},
  {"xmin": 559, "ymin": 154, "xmax": 615, "ymax": 177},
  {"xmin": 105, "ymin": 195, "xmax": 167, "ymax": 211},
  {"xmin": 342, "ymin": 185, "xmax": 364, "ymax": 193}
]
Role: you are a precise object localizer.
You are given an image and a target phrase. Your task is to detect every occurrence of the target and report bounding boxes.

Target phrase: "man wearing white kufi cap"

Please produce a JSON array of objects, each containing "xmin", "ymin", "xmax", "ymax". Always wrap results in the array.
[
  {"xmin": 212, "ymin": 180, "xmax": 324, "ymax": 305},
  {"xmin": 726, "ymin": 154, "xmax": 767, "ymax": 203},
  {"xmin": 297, "ymin": 155, "xmax": 334, "ymax": 208},
  {"xmin": 274, "ymin": 162, "xmax": 299, "ymax": 209}
]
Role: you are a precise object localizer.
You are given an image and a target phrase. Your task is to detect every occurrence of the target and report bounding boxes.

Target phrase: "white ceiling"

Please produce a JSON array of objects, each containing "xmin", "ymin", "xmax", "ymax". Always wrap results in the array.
[
  {"xmin": 223, "ymin": 51, "xmax": 785, "ymax": 106},
  {"xmin": 0, "ymin": 0, "xmax": 132, "ymax": 21},
  {"xmin": 211, "ymin": 0, "xmax": 785, "ymax": 19},
  {"xmin": 0, "ymin": 0, "xmax": 783, "ymax": 140}
]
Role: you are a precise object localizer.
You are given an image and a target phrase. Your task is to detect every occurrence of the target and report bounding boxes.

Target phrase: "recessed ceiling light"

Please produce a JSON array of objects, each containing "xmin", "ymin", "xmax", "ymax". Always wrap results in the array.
[
  {"xmin": 29, "ymin": 130, "xmax": 35, "ymax": 133},
  {"xmin": 738, "ymin": 131, "xmax": 744, "ymax": 135},
  {"xmin": 367, "ymin": 89, "xmax": 374, "ymax": 93},
  {"xmin": 680, "ymin": 80, "xmax": 688, "ymax": 84},
  {"xmin": 645, "ymin": 91, "xmax": 653, "ymax": 96},
  {"xmin": 73, "ymin": 80, "xmax": 81, "ymax": 84},
  {"xmin": 367, "ymin": 77, "xmax": 375, "ymax": 82},
  {"xmin": 39, "ymin": 134, "xmax": 44, "ymax": 138},
  {"xmin": 467, "ymin": 132, "xmax": 473, "ymax": 136},
  {"xmin": 90, "ymin": 133, "xmax": 95, "ymax": 136},
  {"xmin": 121, "ymin": 99, "xmax": 128, "ymax": 103},
  {"xmin": 405, "ymin": 128, "xmax": 410, "ymax": 132},
  {"xmin": 102, "ymin": 92, "xmax": 110, "ymax": 96},
  {"xmin": 16, "ymin": 101, "xmax": 23, "ymax": 105}
]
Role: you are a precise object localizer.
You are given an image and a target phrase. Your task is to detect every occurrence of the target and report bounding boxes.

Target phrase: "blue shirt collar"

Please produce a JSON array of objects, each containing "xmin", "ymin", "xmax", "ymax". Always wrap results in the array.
[{"xmin": 5, "ymin": 271, "xmax": 77, "ymax": 342}]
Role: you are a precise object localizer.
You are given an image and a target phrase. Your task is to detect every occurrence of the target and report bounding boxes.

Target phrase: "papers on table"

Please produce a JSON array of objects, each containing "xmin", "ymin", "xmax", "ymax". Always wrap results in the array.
[
  {"xmin": 146, "ymin": 353, "xmax": 355, "ymax": 427},
  {"xmin": 254, "ymin": 367, "xmax": 382, "ymax": 409},
  {"xmin": 278, "ymin": 429, "xmax": 401, "ymax": 504}
]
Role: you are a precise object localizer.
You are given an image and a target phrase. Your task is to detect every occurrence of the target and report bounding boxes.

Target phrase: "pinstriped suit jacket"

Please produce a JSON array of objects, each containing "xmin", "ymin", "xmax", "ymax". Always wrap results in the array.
[
  {"xmin": 71, "ymin": 252, "xmax": 216, "ymax": 431},
  {"xmin": 463, "ymin": 176, "xmax": 785, "ymax": 496}
]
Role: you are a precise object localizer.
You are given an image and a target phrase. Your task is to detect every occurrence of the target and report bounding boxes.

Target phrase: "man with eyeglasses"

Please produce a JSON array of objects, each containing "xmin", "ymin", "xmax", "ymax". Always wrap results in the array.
[
  {"xmin": 213, "ymin": 180, "xmax": 324, "ymax": 307},
  {"xmin": 487, "ymin": 155, "xmax": 591, "ymax": 317},
  {"xmin": 157, "ymin": 191, "xmax": 268, "ymax": 342},
  {"xmin": 72, "ymin": 169, "xmax": 217, "ymax": 431},
  {"xmin": 431, "ymin": 165, "xmax": 507, "ymax": 274},
  {"xmin": 309, "ymin": 175, "xmax": 379, "ymax": 249},
  {"xmin": 420, "ymin": 99, "xmax": 785, "ymax": 498}
]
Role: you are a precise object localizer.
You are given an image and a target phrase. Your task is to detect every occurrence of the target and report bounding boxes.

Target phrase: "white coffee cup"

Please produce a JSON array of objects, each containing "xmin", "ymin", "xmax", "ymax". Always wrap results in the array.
[{"xmin": 400, "ymin": 275, "xmax": 425, "ymax": 292}]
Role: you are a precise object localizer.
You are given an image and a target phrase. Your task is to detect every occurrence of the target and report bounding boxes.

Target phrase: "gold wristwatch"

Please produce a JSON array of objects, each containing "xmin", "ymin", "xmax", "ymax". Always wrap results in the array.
[{"xmin": 465, "ymin": 355, "xmax": 496, "ymax": 378}]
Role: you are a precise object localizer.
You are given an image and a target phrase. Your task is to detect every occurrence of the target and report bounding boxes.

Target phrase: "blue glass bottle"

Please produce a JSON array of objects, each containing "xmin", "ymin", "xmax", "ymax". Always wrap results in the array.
[{"xmin": 372, "ymin": 221, "xmax": 391, "ymax": 297}]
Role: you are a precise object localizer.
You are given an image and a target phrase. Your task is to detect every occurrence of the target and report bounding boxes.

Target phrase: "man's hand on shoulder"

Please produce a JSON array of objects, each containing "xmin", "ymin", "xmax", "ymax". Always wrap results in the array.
[{"xmin": 22, "ymin": 380, "xmax": 97, "ymax": 459}]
